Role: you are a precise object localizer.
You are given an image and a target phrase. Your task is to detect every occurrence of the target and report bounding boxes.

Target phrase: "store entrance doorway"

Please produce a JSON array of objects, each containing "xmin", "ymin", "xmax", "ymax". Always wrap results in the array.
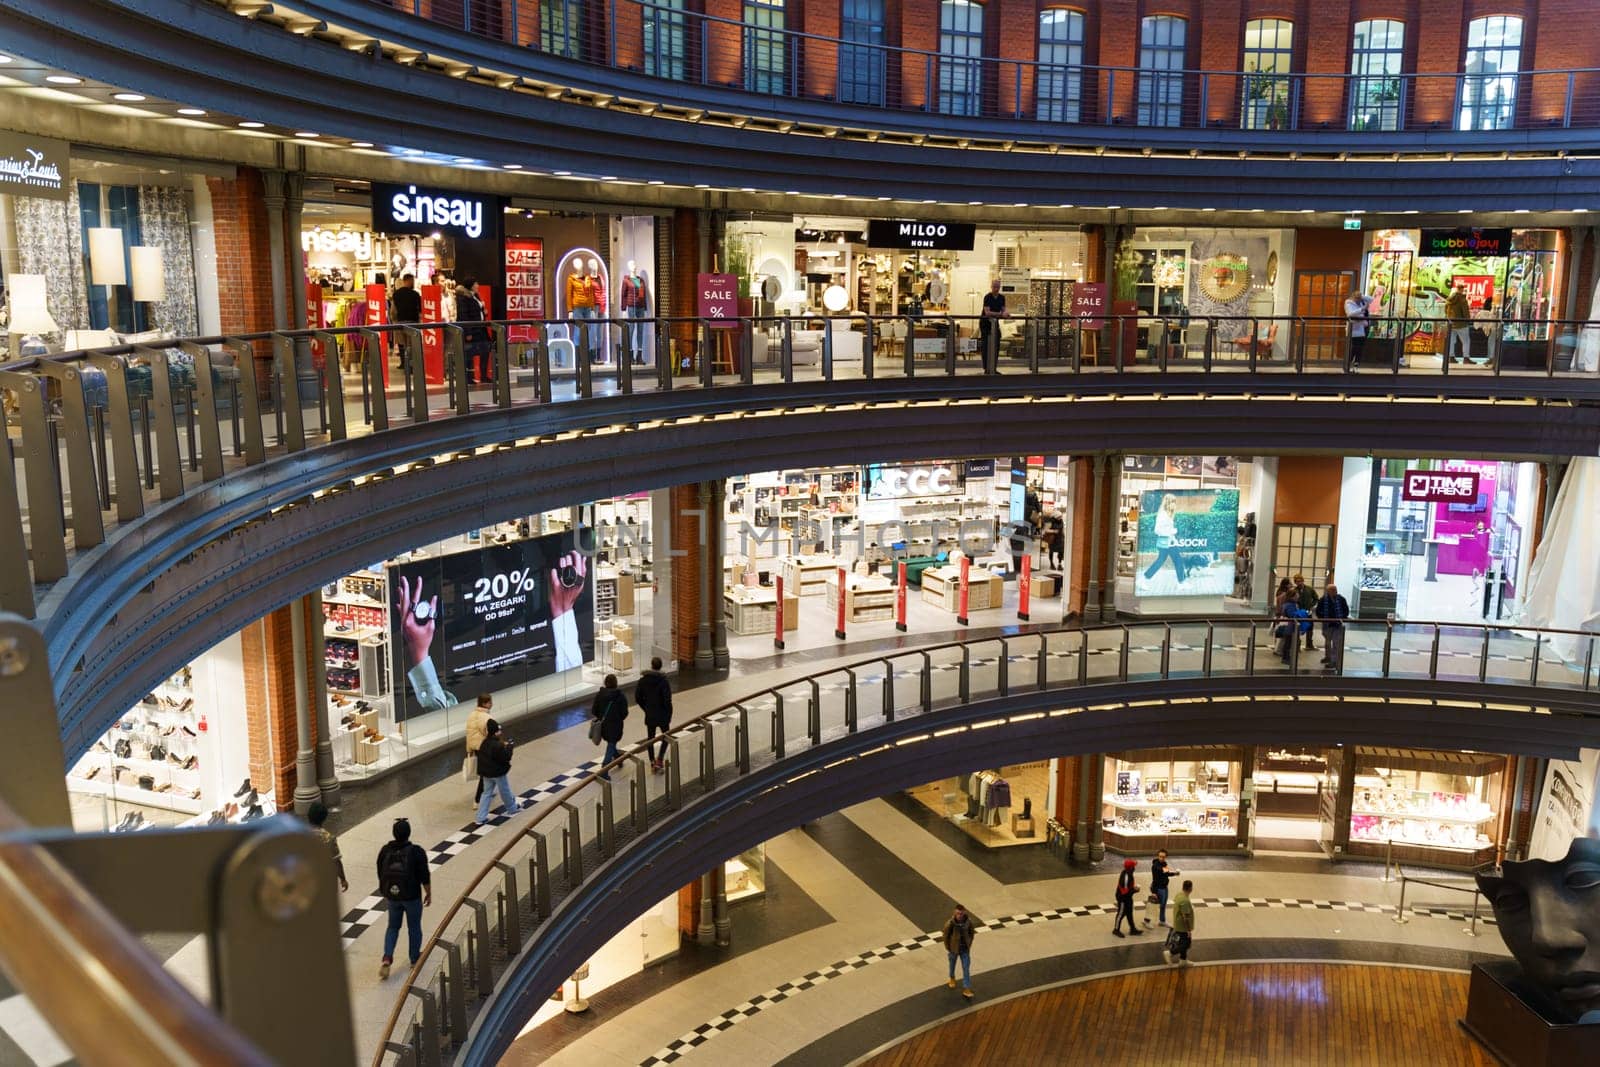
[{"xmin": 1294, "ymin": 269, "xmax": 1355, "ymax": 364}]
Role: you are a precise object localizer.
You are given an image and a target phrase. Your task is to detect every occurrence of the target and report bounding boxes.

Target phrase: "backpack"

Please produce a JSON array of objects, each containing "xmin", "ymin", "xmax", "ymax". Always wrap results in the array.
[{"xmin": 381, "ymin": 844, "xmax": 417, "ymax": 900}]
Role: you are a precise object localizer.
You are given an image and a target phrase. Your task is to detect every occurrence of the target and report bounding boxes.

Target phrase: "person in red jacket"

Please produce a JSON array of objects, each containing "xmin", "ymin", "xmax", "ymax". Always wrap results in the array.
[{"xmin": 1112, "ymin": 857, "xmax": 1144, "ymax": 937}]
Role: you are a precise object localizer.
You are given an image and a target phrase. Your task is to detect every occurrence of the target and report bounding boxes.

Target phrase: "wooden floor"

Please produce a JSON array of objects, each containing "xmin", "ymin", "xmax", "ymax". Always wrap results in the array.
[{"xmin": 862, "ymin": 963, "xmax": 1498, "ymax": 1067}]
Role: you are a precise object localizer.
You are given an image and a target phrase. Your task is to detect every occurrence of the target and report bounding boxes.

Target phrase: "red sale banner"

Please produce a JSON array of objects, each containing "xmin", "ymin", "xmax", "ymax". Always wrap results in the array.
[
  {"xmin": 419, "ymin": 284, "xmax": 444, "ymax": 384},
  {"xmin": 774, "ymin": 576, "xmax": 786, "ymax": 651},
  {"xmin": 505, "ymin": 237, "xmax": 544, "ymax": 343},
  {"xmin": 957, "ymin": 555, "xmax": 971, "ymax": 626},
  {"xmin": 1019, "ymin": 554, "xmax": 1031, "ymax": 621},
  {"xmin": 895, "ymin": 562, "xmax": 907, "ymax": 633},
  {"xmin": 364, "ymin": 284, "xmax": 389, "ymax": 385},
  {"xmin": 835, "ymin": 566, "xmax": 847, "ymax": 640},
  {"xmin": 306, "ymin": 282, "xmax": 324, "ymax": 368}
]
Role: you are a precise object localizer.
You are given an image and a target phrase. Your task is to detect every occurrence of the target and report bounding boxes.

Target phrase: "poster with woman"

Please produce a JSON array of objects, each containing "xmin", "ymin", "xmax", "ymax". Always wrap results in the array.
[{"xmin": 1134, "ymin": 489, "xmax": 1241, "ymax": 597}]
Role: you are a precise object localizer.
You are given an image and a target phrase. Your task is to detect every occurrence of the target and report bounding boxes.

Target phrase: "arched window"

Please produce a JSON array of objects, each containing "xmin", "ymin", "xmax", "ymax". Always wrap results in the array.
[
  {"xmin": 1241, "ymin": 18, "xmax": 1294, "ymax": 129},
  {"xmin": 643, "ymin": 0, "xmax": 688, "ymax": 81},
  {"xmin": 1037, "ymin": 9, "xmax": 1085, "ymax": 122},
  {"xmin": 1349, "ymin": 20, "xmax": 1404, "ymax": 131},
  {"xmin": 938, "ymin": 0, "xmax": 985, "ymax": 117},
  {"xmin": 1136, "ymin": 15, "xmax": 1187, "ymax": 127},
  {"xmin": 1460, "ymin": 15, "xmax": 1523, "ymax": 130},
  {"xmin": 839, "ymin": 0, "xmax": 887, "ymax": 106},
  {"xmin": 744, "ymin": 0, "xmax": 787, "ymax": 95}
]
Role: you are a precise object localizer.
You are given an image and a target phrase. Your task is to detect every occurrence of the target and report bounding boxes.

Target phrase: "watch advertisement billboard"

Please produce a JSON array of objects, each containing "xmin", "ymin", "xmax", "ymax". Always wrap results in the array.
[
  {"xmin": 1134, "ymin": 488, "xmax": 1240, "ymax": 597},
  {"xmin": 389, "ymin": 529, "xmax": 595, "ymax": 721}
]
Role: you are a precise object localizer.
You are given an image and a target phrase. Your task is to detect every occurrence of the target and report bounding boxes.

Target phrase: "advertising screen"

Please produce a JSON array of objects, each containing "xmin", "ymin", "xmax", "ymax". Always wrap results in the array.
[
  {"xmin": 388, "ymin": 529, "xmax": 595, "ymax": 721},
  {"xmin": 1134, "ymin": 489, "xmax": 1240, "ymax": 597}
]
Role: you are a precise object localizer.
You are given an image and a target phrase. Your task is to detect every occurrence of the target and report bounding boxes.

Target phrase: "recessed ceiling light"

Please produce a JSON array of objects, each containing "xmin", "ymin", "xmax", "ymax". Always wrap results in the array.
[
  {"xmin": 113, "ymin": 92, "xmax": 147, "ymax": 102},
  {"xmin": 295, "ymin": 131, "xmax": 320, "ymax": 138},
  {"xmin": 877, "ymin": 196, "xmax": 891, "ymax": 201},
  {"xmin": 177, "ymin": 107, "xmax": 206, "ymax": 116},
  {"xmin": 398, "ymin": 147, "xmax": 422, "ymax": 154},
  {"xmin": 694, "ymin": 183, "xmax": 710, "ymax": 189},
  {"xmin": 554, "ymin": 169, "xmax": 572, "ymax": 176},
  {"xmin": 45, "ymin": 75, "xmax": 83, "ymax": 85},
  {"xmin": 740, "ymin": 187, "xmax": 756, "ymax": 193},
  {"xmin": 786, "ymin": 190, "xmax": 800, "ymax": 195},
  {"xmin": 351, "ymin": 141, "xmax": 374, "ymax": 148},
  {"xmin": 648, "ymin": 179, "xmax": 664, "ymax": 185},
  {"xmin": 968, "ymin": 200, "xmax": 981, "ymax": 205},
  {"xmin": 602, "ymin": 175, "xmax": 619, "ymax": 181},
  {"xmin": 238, "ymin": 120, "xmax": 265, "ymax": 128},
  {"xmin": 453, "ymin": 156, "xmax": 473, "ymax": 163},
  {"xmin": 0, "ymin": 54, "xmax": 12, "ymax": 63}
]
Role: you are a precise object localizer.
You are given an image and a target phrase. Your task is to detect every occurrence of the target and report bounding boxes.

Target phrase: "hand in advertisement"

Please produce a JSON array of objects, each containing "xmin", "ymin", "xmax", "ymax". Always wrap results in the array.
[
  {"xmin": 549, "ymin": 550, "xmax": 587, "ymax": 619},
  {"xmin": 397, "ymin": 574, "xmax": 438, "ymax": 669}
]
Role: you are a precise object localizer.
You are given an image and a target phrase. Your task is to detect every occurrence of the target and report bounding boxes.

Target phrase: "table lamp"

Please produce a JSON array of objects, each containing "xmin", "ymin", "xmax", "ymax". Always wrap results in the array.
[{"xmin": 6, "ymin": 274, "xmax": 59, "ymax": 358}]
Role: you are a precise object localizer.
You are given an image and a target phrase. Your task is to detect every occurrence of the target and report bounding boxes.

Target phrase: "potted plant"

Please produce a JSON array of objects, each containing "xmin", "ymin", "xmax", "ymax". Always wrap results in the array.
[{"xmin": 1112, "ymin": 242, "xmax": 1143, "ymax": 364}]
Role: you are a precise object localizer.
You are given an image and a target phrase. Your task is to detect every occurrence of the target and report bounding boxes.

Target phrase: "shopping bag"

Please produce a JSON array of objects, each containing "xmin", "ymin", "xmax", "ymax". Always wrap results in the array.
[
  {"xmin": 462, "ymin": 755, "xmax": 475, "ymax": 784},
  {"xmin": 587, "ymin": 717, "xmax": 604, "ymax": 745}
]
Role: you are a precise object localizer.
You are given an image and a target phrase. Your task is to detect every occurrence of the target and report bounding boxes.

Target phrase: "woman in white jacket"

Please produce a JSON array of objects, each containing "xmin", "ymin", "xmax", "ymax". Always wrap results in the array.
[
  {"xmin": 465, "ymin": 693, "xmax": 492, "ymax": 806},
  {"xmin": 1141, "ymin": 496, "xmax": 1189, "ymax": 584}
]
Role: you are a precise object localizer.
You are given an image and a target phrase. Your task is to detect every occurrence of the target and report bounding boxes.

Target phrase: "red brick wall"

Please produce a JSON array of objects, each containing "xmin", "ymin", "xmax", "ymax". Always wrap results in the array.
[
  {"xmin": 669, "ymin": 483, "xmax": 704, "ymax": 664},
  {"xmin": 565, "ymin": 1, "xmax": 1600, "ymax": 127},
  {"xmin": 239, "ymin": 600, "xmax": 321, "ymax": 805},
  {"xmin": 208, "ymin": 167, "xmax": 274, "ymax": 337}
]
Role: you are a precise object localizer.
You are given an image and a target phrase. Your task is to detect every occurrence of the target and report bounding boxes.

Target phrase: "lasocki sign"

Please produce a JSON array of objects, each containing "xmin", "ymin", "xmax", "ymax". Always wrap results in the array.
[
  {"xmin": 1402, "ymin": 469, "xmax": 1481, "ymax": 503},
  {"xmin": 698, "ymin": 272, "xmax": 739, "ymax": 328},
  {"xmin": 0, "ymin": 132, "xmax": 69, "ymax": 201}
]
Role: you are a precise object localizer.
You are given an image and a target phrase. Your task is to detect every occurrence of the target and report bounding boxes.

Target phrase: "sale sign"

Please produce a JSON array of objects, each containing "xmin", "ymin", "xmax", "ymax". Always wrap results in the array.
[
  {"xmin": 1402, "ymin": 469, "xmax": 1481, "ymax": 503},
  {"xmin": 1071, "ymin": 281, "xmax": 1107, "ymax": 329},
  {"xmin": 698, "ymin": 272, "xmax": 739, "ymax": 327},
  {"xmin": 306, "ymin": 282, "xmax": 324, "ymax": 368},
  {"xmin": 419, "ymin": 284, "xmax": 444, "ymax": 384},
  {"xmin": 364, "ymin": 283, "xmax": 389, "ymax": 371},
  {"xmin": 504, "ymin": 237, "xmax": 544, "ymax": 343}
]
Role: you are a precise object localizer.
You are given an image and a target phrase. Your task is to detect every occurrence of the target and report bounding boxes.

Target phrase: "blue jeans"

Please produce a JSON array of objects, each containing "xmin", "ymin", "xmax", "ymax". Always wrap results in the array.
[
  {"xmin": 947, "ymin": 949, "xmax": 971, "ymax": 989},
  {"xmin": 625, "ymin": 305, "xmax": 648, "ymax": 360},
  {"xmin": 570, "ymin": 307, "xmax": 600, "ymax": 359},
  {"xmin": 1154, "ymin": 883, "xmax": 1169, "ymax": 924},
  {"xmin": 383, "ymin": 897, "xmax": 423, "ymax": 964},
  {"xmin": 601, "ymin": 739, "xmax": 620, "ymax": 780},
  {"xmin": 475, "ymin": 774, "xmax": 517, "ymax": 823}
]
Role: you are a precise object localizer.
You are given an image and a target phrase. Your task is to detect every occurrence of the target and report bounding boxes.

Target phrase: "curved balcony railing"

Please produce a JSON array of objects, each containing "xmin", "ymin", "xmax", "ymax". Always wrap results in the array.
[
  {"xmin": 377, "ymin": 0, "xmax": 1600, "ymax": 136},
  {"xmin": 4, "ymin": 310, "xmax": 1595, "ymax": 629},
  {"xmin": 368, "ymin": 616, "xmax": 1600, "ymax": 1064}
]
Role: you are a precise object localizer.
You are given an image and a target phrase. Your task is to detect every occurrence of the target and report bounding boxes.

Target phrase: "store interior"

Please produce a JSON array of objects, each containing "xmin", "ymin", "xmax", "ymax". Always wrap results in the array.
[
  {"xmin": 1102, "ymin": 748, "xmax": 1245, "ymax": 855},
  {"xmin": 719, "ymin": 458, "xmax": 1071, "ymax": 658},
  {"xmin": 906, "ymin": 762, "xmax": 1052, "ymax": 848}
]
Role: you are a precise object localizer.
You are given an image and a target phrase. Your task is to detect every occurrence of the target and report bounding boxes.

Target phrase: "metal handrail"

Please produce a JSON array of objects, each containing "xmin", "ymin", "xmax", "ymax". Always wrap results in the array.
[
  {"xmin": 2, "ymin": 310, "xmax": 1591, "ymax": 622},
  {"xmin": 377, "ymin": 0, "xmax": 1600, "ymax": 133},
  {"xmin": 1392, "ymin": 867, "xmax": 1488, "ymax": 935},
  {"xmin": 369, "ymin": 614, "xmax": 1598, "ymax": 1063},
  {"xmin": 0, "ymin": 795, "xmax": 272, "ymax": 1067}
]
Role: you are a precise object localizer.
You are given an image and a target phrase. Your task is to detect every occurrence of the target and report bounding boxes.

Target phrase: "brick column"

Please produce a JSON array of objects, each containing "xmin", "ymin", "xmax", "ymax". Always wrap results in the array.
[
  {"xmin": 240, "ymin": 600, "xmax": 323, "ymax": 806},
  {"xmin": 669, "ymin": 208, "xmax": 700, "ymax": 375}
]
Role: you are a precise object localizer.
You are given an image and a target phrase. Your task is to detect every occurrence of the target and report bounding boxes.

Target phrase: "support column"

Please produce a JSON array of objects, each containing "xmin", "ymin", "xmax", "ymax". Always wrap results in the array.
[
  {"xmin": 711, "ymin": 479, "xmax": 729, "ymax": 668},
  {"xmin": 261, "ymin": 170, "xmax": 289, "ymax": 331},
  {"xmin": 669, "ymin": 484, "xmax": 703, "ymax": 666},
  {"xmin": 309, "ymin": 590, "xmax": 341, "ymax": 810},
  {"xmin": 289, "ymin": 595, "xmax": 320, "ymax": 815},
  {"xmin": 1087, "ymin": 752, "xmax": 1106, "ymax": 862},
  {"xmin": 285, "ymin": 173, "xmax": 307, "ymax": 331},
  {"xmin": 696, "ymin": 870, "xmax": 715, "ymax": 944},
  {"xmin": 695, "ymin": 481, "xmax": 715, "ymax": 670},
  {"xmin": 1072, "ymin": 753, "xmax": 1092, "ymax": 863},
  {"xmin": 1099, "ymin": 454, "xmax": 1122, "ymax": 620},
  {"xmin": 711, "ymin": 863, "xmax": 731, "ymax": 946},
  {"xmin": 1084, "ymin": 455, "xmax": 1107, "ymax": 623}
]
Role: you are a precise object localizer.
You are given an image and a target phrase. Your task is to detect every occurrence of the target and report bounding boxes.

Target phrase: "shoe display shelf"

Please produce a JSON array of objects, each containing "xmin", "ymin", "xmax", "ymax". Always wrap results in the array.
[{"xmin": 68, "ymin": 675, "xmax": 204, "ymax": 816}]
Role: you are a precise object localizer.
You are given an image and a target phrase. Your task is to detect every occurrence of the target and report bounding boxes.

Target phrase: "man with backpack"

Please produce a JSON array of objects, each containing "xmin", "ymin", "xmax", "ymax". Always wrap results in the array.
[
  {"xmin": 634, "ymin": 658, "xmax": 673, "ymax": 773},
  {"xmin": 376, "ymin": 818, "xmax": 431, "ymax": 980}
]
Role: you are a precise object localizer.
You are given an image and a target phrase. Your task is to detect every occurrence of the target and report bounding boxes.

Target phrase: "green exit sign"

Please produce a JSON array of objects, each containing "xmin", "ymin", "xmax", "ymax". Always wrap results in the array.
[{"xmin": 1343, "ymin": 217, "xmax": 1363, "ymax": 230}]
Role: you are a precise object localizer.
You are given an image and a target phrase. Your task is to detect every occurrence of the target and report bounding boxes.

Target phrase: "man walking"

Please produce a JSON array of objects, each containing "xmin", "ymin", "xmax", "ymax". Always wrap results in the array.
[
  {"xmin": 1446, "ymin": 282, "xmax": 1473, "ymax": 363},
  {"xmin": 942, "ymin": 903, "xmax": 978, "ymax": 999},
  {"xmin": 1146, "ymin": 849, "xmax": 1178, "ymax": 928},
  {"xmin": 634, "ymin": 658, "xmax": 673, "ymax": 773},
  {"xmin": 1164, "ymin": 879, "xmax": 1197, "ymax": 966},
  {"xmin": 391, "ymin": 272, "xmax": 423, "ymax": 377},
  {"xmin": 1112, "ymin": 858, "xmax": 1144, "ymax": 937},
  {"xmin": 473, "ymin": 719, "xmax": 522, "ymax": 825},
  {"xmin": 376, "ymin": 818, "xmax": 431, "ymax": 979},
  {"xmin": 307, "ymin": 801, "xmax": 348, "ymax": 893},
  {"xmin": 1316, "ymin": 581, "xmax": 1351, "ymax": 669},
  {"xmin": 1345, "ymin": 286, "xmax": 1374, "ymax": 367},
  {"xmin": 591, "ymin": 674, "xmax": 629, "ymax": 781}
]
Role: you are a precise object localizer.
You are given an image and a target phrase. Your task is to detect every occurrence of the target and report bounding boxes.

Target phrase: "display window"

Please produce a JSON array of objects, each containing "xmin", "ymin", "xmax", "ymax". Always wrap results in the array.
[
  {"xmin": 1102, "ymin": 748, "xmax": 1245, "ymax": 854},
  {"xmin": 1334, "ymin": 748, "xmax": 1506, "ymax": 869},
  {"xmin": 725, "ymin": 844, "xmax": 767, "ymax": 902},
  {"xmin": 1116, "ymin": 454, "xmax": 1260, "ymax": 612},
  {"xmin": 1345, "ymin": 457, "xmax": 1536, "ymax": 623},
  {"xmin": 1361, "ymin": 228, "xmax": 1561, "ymax": 363},
  {"xmin": 907, "ymin": 762, "xmax": 1049, "ymax": 848},
  {"xmin": 1127, "ymin": 227, "xmax": 1296, "ymax": 361}
]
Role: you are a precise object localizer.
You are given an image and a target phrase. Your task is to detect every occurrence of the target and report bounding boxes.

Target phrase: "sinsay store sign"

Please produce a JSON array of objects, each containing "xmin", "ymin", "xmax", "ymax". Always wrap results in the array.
[{"xmin": 372, "ymin": 182, "xmax": 488, "ymax": 239}]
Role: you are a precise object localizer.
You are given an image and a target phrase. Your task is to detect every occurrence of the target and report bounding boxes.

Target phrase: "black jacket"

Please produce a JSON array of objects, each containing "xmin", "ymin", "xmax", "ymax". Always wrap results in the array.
[
  {"xmin": 635, "ymin": 670, "xmax": 673, "ymax": 727},
  {"xmin": 375, "ymin": 841, "xmax": 430, "ymax": 901},
  {"xmin": 1315, "ymin": 593, "xmax": 1350, "ymax": 624},
  {"xmin": 454, "ymin": 285, "xmax": 490, "ymax": 346},
  {"xmin": 1150, "ymin": 857, "xmax": 1171, "ymax": 889},
  {"xmin": 391, "ymin": 285, "xmax": 422, "ymax": 324},
  {"xmin": 592, "ymin": 688, "xmax": 628, "ymax": 743},
  {"xmin": 476, "ymin": 734, "xmax": 513, "ymax": 778}
]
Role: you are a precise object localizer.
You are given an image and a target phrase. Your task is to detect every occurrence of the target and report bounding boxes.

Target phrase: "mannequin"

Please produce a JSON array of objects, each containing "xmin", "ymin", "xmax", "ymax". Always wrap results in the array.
[
  {"xmin": 619, "ymin": 258, "xmax": 651, "ymax": 364},
  {"xmin": 586, "ymin": 257, "xmax": 605, "ymax": 361},
  {"xmin": 566, "ymin": 262, "xmax": 600, "ymax": 361}
]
